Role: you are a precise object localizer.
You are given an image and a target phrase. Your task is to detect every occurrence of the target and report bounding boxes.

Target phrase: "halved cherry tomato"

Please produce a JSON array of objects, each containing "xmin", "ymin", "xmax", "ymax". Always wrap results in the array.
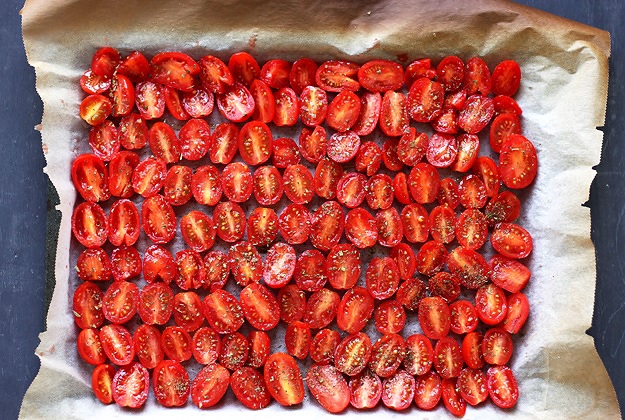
[
  {"xmin": 472, "ymin": 156, "xmax": 501, "ymax": 198},
  {"xmin": 228, "ymin": 241, "xmax": 262, "ymax": 286},
  {"xmin": 132, "ymin": 156, "xmax": 167, "ymax": 198},
  {"xmin": 487, "ymin": 365, "xmax": 519, "ymax": 409},
  {"xmin": 175, "ymin": 249, "xmax": 206, "ymax": 290},
  {"xmin": 408, "ymin": 162, "xmax": 440, "ymax": 204},
  {"xmin": 358, "ymin": 60, "xmax": 404, "ymax": 92},
  {"xmin": 110, "ymin": 74, "xmax": 134, "ymax": 117},
  {"xmin": 210, "ymin": 122, "xmax": 239, "ymax": 164},
  {"xmin": 148, "ymin": 122, "xmax": 181, "ymax": 164},
  {"xmin": 345, "ymin": 208, "xmax": 378, "ymax": 249},
  {"xmin": 240, "ymin": 283, "xmax": 280, "ymax": 331},
  {"xmin": 458, "ymin": 94, "xmax": 495, "ymax": 134},
  {"xmin": 135, "ymin": 80, "xmax": 165, "ymax": 120},
  {"xmin": 464, "ymin": 56, "xmax": 492, "ymax": 96},
  {"xmin": 475, "ymin": 283, "xmax": 508, "ymax": 325},
  {"xmin": 161, "ymin": 325, "xmax": 193, "ymax": 362},
  {"xmin": 382, "ymin": 138, "xmax": 404, "ymax": 172},
  {"xmin": 249, "ymin": 79, "xmax": 275, "ymax": 123},
  {"xmin": 272, "ymin": 137, "xmax": 301, "ymax": 168},
  {"xmin": 182, "ymin": 86, "xmax": 214, "ymax": 118},
  {"xmin": 173, "ymin": 291, "xmax": 205, "ymax": 332},
  {"xmin": 415, "ymin": 240, "xmax": 447, "ymax": 276},
  {"xmin": 179, "ymin": 118, "xmax": 211, "ymax": 161},
  {"xmin": 431, "ymin": 107, "xmax": 459, "ymax": 134},
  {"xmin": 501, "ymin": 292, "xmax": 530, "ymax": 334},
  {"xmin": 352, "ymin": 91, "xmax": 381, "ymax": 136},
  {"xmin": 450, "ymin": 300, "xmax": 479, "ymax": 334},
  {"xmin": 216, "ymin": 83, "xmax": 255, "ymax": 122},
  {"xmin": 327, "ymin": 131, "xmax": 361, "ymax": 163},
  {"xmin": 91, "ymin": 47, "xmax": 120, "ymax": 77},
  {"xmin": 491, "ymin": 60, "xmax": 522, "ymax": 96},
  {"xmin": 273, "ymin": 87, "xmax": 299, "ymax": 126},
  {"xmin": 426, "ymin": 133, "xmax": 458, "ymax": 168},
  {"xmin": 429, "ymin": 205, "xmax": 456, "ymax": 244},
  {"xmin": 77, "ymin": 328, "xmax": 107, "ymax": 365},
  {"xmin": 381, "ymin": 370, "xmax": 415, "ymax": 411},
  {"xmin": 303, "ymin": 288, "xmax": 340, "ymax": 329},
  {"xmin": 366, "ymin": 257, "xmax": 400, "ymax": 300},
  {"xmin": 112, "ymin": 363, "xmax": 149, "ymax": 408},
  {"xmin": 134, "ymin": 324, "xmax": 164, "ymax": 369},
  {"xmin": 327, "ymin": 244, "xmax": 362, "ymax": 290},
  {"xmin": 142, "ymin": 245, "xmax": 176, "ymax": 284},
  {"xmin": 451, "ymin": 133, "xmax": 480, "ymax": 172},
  {"xmin": 108, "ymin": 151, "xmax": 139, "ymax": 199},
  {"xmin": 337, "ymin": 172, "xmax": 367, "ymax": 209},
  {"xmin": 163, "ymin": 165, "xmax": 193, "ymax": 206},
  {"xmin": 219, "ymin": 332, "xmax": 249, "ymax": 370},
  {"xmin": 228, "ymin": 52, "xmax": 260, "ymax": 86},
  {"xmin": 334, "ymin": 332, "xmax": 373, "ymax": 377},
  {"xmin": 80, "ymin": 68, "xmax": 111, "ymax": 95},
  {"xmin": 401, "ymin": 203, "xmax": 429, "ymax": 243},
  {"xmin": 221, "ymin": 162, "xmax": 253, "ymax": 203},
  {"xmin": 260, "ymin": 58, "xmax": 291, "ymax": 89},
  {"xmin": 405, "ymin": 58, "xmax": 437, "ymax": 88},
  {"xmin": 457, "ymin": 368, "xmax": 489, "ymax": 406},
  {"xmin": 72, "ymin": 154, "xmax": 110, "ymax": 202},
  {"xmin": 310, "ymin": 200, "xmax": 344, "ymax": 251},
  {"xmin": 441, "ymin": 378, "xmax": 466, "ymax": 417},
  {"xmin": 407, "ymin": 77, "xmax": 444, "ymax": 122},
  {"xmin": 336, "ymin": 287, "xmax": 374, "ymax": 334},
  {"xmin": 92, "ymin": 364, "xmax": 116, "ymax": 404},
  {"xmin": 500, "ymin": 134, "xmax": 538, "ymax": 190},
  {"xmin": 349, "ymin": 369, "xmax": 382, "ymax": 409},
  {"xmin": 285, "ymin": 321, "xmax": 311, "ymax": 360},
  {"xmin": 490, "ymin": 254, "xmax": 531, "ymax": 293},
  {"xmin": 327, "ymin": 90, "xmax": 360, "ymax": 132},
  {"xmin": 437, "ymin": 56, "xmax": 465, "ymax": 92},
  {"xmin": 379, "ymin": 90, "xmax": 409, "ymax": 137},
  {"xmin": 355, "ymin": 141, "xmax": 382, "ymax": 176},
  {"xmin": 462, "ymin": 332, "xmax": 484, "ymax": 370},
  {"xmin": 72, "ymin": 201, "xmax": 108, "ymax": 248},
  {"xmin": 230, "ymin": 366, "xmax": 272, "ymax": 409},
  {"xmin": 247, "ymin": 330, "xmax": 271, "ymax": 368},
  {"xmin": 366, "ymin": 174, "xmax": 394, "ymax": 210},
  {"xmin": 80, "ymin": 94, "xmax": 112, "ymax": 126},
  {"xmin": 293, "ymin": 250, "xmax": 327, "ymax": 293},
  {"xmin": 163, "ymin": 85, "xmax": 191, "ymax": 120},
  {"xmin": 403, "ymin": 334, "xmax": 433, "ymax": 376},
  {"xmin": 418, "ymin": 296, "xmax": 451, "ymax": 340},
  {"xmin": 298, "ymin": 125, "xmax": 327, "ymax": 163},
  {"xmin": 428, "ymin": 271, "xmax": 461, "ymax": 303},
  {"xmin": 254, "ymin": 166, "xmax": 285, "ymax": 206},
  {"xmin": 192, "ymin": 327, "xmax": 221, "ymax": 365},
  {"xmin": 397, "ymin": 127, "xmax": 428, "ymax": 166},
  {"xmin": 263, "ymin": 242, "xmax": 296, "ymax": 288},
  {"xmin": 152, "ymin": 360, "xmax": 190, "ymax": 407},
  {"xmin": 100, "ymin": 324, "xmax": 135, "ymax": 366},
  {"xmin": 491, "ymin": 222, "xmax": 533, "ymax": 259},
  {"xmin": 203, "ymin": 289, "xmax": 244, "ymax": 334},
  {"xmin": 290, "ymin": 58, "xmax": 318, "ymax": 94},
  {"xmin": 447, "ymin": 246, "xmax": 491, "ymax": 289},
  {"xmin": 490, "ymin": 113, "xmax": 522, "ymax": 153},
  {"xmin": 107, "ymin": 200, "xmax": 140, "ymax": 247},
  {"xmin": 414, "ymin": 370, "xmax": 442, "ymax": 410},
  {"xmin": 395, "ymin": 277, "xmax": 427, "ymax": 311},
  {"xmin": 150, "ymin": 51, "xmax": 199, "ymax": 92},
  {"xmin": 433, "ymin": 336, "xmax": 462, "ymax": 379},
  {"xmin": 438, "ymin": 177, "xmax": 460, "ymax": 208},
  {"xmin": 310, "ymin": 328, "xmax": 341, "ymax": 364},
  {"xmin": 247, "ymin": 207, "xmax": 279, "ymax": 246},
  {"xmin": 213, "ymin": 201, "xmax": 246, "ymax": 242},
  {"xmin": 198, "ymin": 55, "xmax": 234, "ymax": 94},
  {"xmin": 390, "ymin": 243, "xmax": 416, "ymax": 280},
  {"xmin": 117, "ymin": 51, "xmax": 150, "ymax": 82},
  {"xmin": 239, "ymin": 120, "xmax": 273, "ymax": 165},
  {"xmin": 203, "ymin": 251, "xmax": 230, "ymax": 291},
  {"xmin": 88, "ymin": 120, "xmax": 119, "ymax": 161},
  {"xmin": 393, "ymin": 172, "xmax": 413, "ymax": 205},
  {"xmin": 278, "ymin": 203, "xmax": 311, "ymax": 245},
  {"xmin": 316, "ymin": 60, "xmax": 359, "ymax": 92},
  {"xmin": 103, "ymin": 280, "xmax": 138, "ymax": 324},
  {"xmin": 278, "ymin": 284, "xmax": 307, "ymax": 323},
  {"xmin": 191, "ymin": 165, "xmax": 222, "ymax": 206},
  {"xmin": 141, "ymin": 194, "xmax": 176, "ymax": 244},
  {"xmin": 456, "ymin": 208, "xmax": 488, "ymax": 250},
  {"xmin": 76, "ymin": 248, "xmax": 111, "ymax": 282},
  {"xmin": 191, "ymin": 363, "xmax": 230, "ymax": 408},
  {"xmin": 264, "ymin": 353, "xmax": 305, "ymax": 406},
  {"xmin": 482, "ymin": 328, "xmax": 513, "ymax": 365},
  {"xmin": 494, "ymin": 94, "xmax": 523, "ymax": 116},
  {"xmin": 369, "ymin": 334, "xmax": 406, "ymax": 378},
  {"xmin": 306, "ymin": 363, "xmax": 350, "ymax": 413},
  {"xmin": 137, "ymin": 282, "xmax": 174, "ymax": 325}
]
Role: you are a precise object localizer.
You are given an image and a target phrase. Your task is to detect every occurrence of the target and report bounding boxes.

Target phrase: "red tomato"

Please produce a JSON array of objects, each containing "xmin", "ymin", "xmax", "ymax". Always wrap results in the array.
[
  {"xmin": 429, "ymin": 271, "xmax": 461, "ymax": 303},
  {"xmin": 161, "ymin": 326, "xmax": 193, "ymax": 362},
  {"xmin": 369, "ymin": 334, "xmax": 406, "ymax": 378},
  {"xmin": 107, "ymin": 200, "xmax": 140, "ymax": 247},
  {"xmin": 247, "ymin": 207, "xmax": 279, "ymax": 246},
  {"xmin": 395, "ymin": 278, "xmax": 427, "ymax": 311},
  {"xmin": 366, "ymin": 174, "xmax": 394, "ymax": 210},
  {"xmin": 290, "ymin": 58, "xmax": 318, "ymax": 94},
  {"xmin": 176, "ymin": 249, "xmax": 206, "ymax": 290},
  {"xmin": 447, "ymin": 246, "xmax": 491, "ymax": 289},
  {"xmin": 381, "ymin": 138, "xmax": 404, "ymax": 172},
  {"xmin": 408, "ymin": 162, "xmax": 440, "ymax": 204},
  {"xmin": 407, "ymin": 77, "xmax": 444, "ymax": 122},
  {"xmin": 148, "ymin": 122, "xmax": 181, "ymax": 164},
  {"xmin": 436, "ymin": 56, "xmax": 465, "ymax": 92},
  {"xmin": 429, "ymin": 205, "xmax": 456, "ymax": 244},
  {"xmin": 230, "ymin": 367, "xmax": 272, "ymax": 409},
  {"xmin": 337, "ymin": 172, "xmax": 367, "ymax": 208},
  {"xmin": 117, "ymin": 51, "xmax": 150, "ymax": 82},
  {"xmin": 472, "ymin": 156, "xmax": 501, "ymax": 198},
  {"xmin": 228, "ymin": 241, "xmax": 262, "ymax": 286},
  {"xmin": 491, "ymin": 222, "xmax": 533, "ymax": 259},
  {"xmin": 303, "ymin": 288, "xmax": 340, "ymax": 329},
  {"xmin": 482, "ymin": 328, "xmax": 513, "ymax": 365},
  {"xmin": 210, "ymin": 122, "xmax": 239, "ymax": 164},
  {"xmin": 316, "ymin": 60, "xmax": 360, "ymax": 92},
  {"xmin": 135, "ymin": 80, "xmax": 165, "ymax": 120},
  {"xmin": 163, "ymin": 165, "xmax": 193, "ymax": 206},
  {"xmin": 203, "ymin": 289, "xmax": 244, "ymax": 334},
  {"xmin": 451, "ymin": 133, "xmax": 480, "ymax": 172},
  {"xmin": 475, "ymin": 283, "xmax": 508, "ymax": 325},
  {"xmin": 393, "ymin": 172, "xmax": 413, "ymax": 205},
  {"xmin": 112, "ymin": 363, "xmax": 149, "ymax": 408},
  {"xmin": 239, "ymin": 120, "xmax": 273, "ymax": 166},
  {"xmin": 457, "ymin": 367, "xmax": 488, "ymax": 406},
  {"xmin": 327, "ymin": 244, "xmax": 362, "ymax": 290},
  {"xmin": 163, "ymin": 85, "xmax": 191, "ymax": 120},
  {"xmin": 272, "ymin": 137, "xmax": 301, "ymax": 168},
  {"xmin": 293, "ymin": 250, "xmax": 327, "ymax": 293},
  {"xmin": 456, "ymin": 208, "xmax": 488, "ymax": 250},
  {"xmin": 264, "ymin": 353, "xmax": 305, "ymax": 406},
  {"xmin": 306, "ymin": 363, "xmax": 350, "ymax": 413},
  {"xmin": 198, "ymin": 55, "xmax": 233, "ymax": 94},
  {"xmin": 490, "ymin": 254, "xmax": 531, "ymax": 293},
  {"xmin": 221, "ymin": 162, "xmax": 253, "ymax": 203},
  {"xmin": 458, "ymin": 94, "xmax": 495, "ymax": 134},
  {"xmin": 219, "ymin": 332, "xmax": 249, "ymax": 370},
  {"xmin": 314, "ymin": 157, "xmax": 343, "ymax": 200},
  {"xmin": 326, "ymin": 90, "xmax": 361, "ymax": 132},
  {"xmin": 273, "ymin": 87, "xmax": 299, "ymax": 126},
  {"xmin": 414, "ymin": 370, "xmax": 442, "ymax": 410},
  {"xmin": 462, "ymin": 332, "xmax": 484, "ymax": 369},
  {"xmin": 490, "ymin": 112, "xmax": 522, "ymax": 153},
  {"xmin": 298, "ymin": 125, "xmax": 327, "ymax": 163},
  {"xmin": 92, "ymin": 47, "xmax": 120, "ymax": 77},
  {"xmin": 502, "ymin": 292, "xmax": 530, "ymax": 334},
  {"xmin": 133, "ymin": 324, "xmax": 164, "ymax": 369},
  {"xmin": 297, "ymin": 86, "xmax": 327, "ymax": 127},
  {"xmin": 358, "ymin": 60, "xmax": 404, "ymax": 92},
  {"xmin": 397, "ymin": 127, "xmax": 428, "ymax": 166},
  {"xmin": 355, "ymin": 141, "xmax": 382, "ymax": 176},
  {"xmin": 441, "ymin": 378, "xmax": 466, "ymax": 417},
  {"xmin": 240, "ymin": 283, "xmax": 280, "ymax": 331},
  {"xmin": 216, "ymin": 83, "xmax": 255, "ymax": 122},
  {"xmin": 405, "ymin": 58, "xmax": 437, "ymax": 87},
  {"xmin": 336, "ymin": 286, "xmax": 374, "ymax": 334},
  {"xmin": 349, "ymin": 369, "xmax": 382, "ymax": 409},
  {"xmin": 433, "ymin": 336, "xmax": 462, "ymax": 379},
  {"xmin": 142, "ymin": 245, "xmax": 176, "ymax": 284},
  {"xmin": 381, "ymin": 370, "xmax": 415, "ymax": 411},
  {"xmin": 100, "ymin": 324, "xmax": 135, "ymax": 366},
  {"xmin": 72, "ymin": 154, "xmax": 110, "ymax": 202},
  {"xmin": 72, "ymin": 202, "xmax": 108, "ymax": 248},
  {"xmin": 131, "ymin": 156, "xmax": 166, "ymax": 198},
  {"xmin": 80, "ymin": 94, "xmax": 112, "ymax": 126},
  {"xmin": 191, "ymin": 165, "xmax": 223, "ymax": 206},
  {"xmin": 152, "ymin": 360, "xmax": 190, "ymax": 407},
  {"xmin": 191, "ymin": 363, "xmax": 230, "ymax": 408},
  {"xmin": 110, "ymin": 74, "xmax": 134, "ymax": 117},
  {"xmin": 76, "ymin": 248, "xmax": 111, "ymax": 282},
  {"xmin": 182, "ymin": 86, "xmax": 214, "ymax": 119},
  {"xmin": 178, "ymin": 119, "xmax": 211, "ymax": 161},
  {"xmin": 415, "ymin": 240, "xmax": 447, "ymax": 276},
  {"xmin": 431, "ymin": 107, "xmax": 459, "ymax": 134},
  {"xmin": 88, "ymin": 120, "xmax": 119, "ymax": 161},
  {"xmin": 228, "ymin": 52, "xmax": 260, "ymax": 86},
  {"xmin": 401, "ymin": 203, "xmax": 430, "ymax": 243},
  {"xmin": 173, "ymin": 291, "xmax": 205, "ymax": 332},
  {"xmin": 487, "ymin": 365, "xmax": 519, "ymax": 408},
  {"xmin": 137, "ymin": 282, "xmax": 174, "ymax": 325},
  {"xmin": 92, "ymin": 364, "xmax": 116, "ymax": 404},
  {"xmin": 278, "ymin": 284, "xmax": 307, "ymax": 323},
  {"xmin": 259, "ymin": 59, "xmax": 290, "ymax": 89},
  {"xmin": 278, "ymin": 203, "xmax": 311, "ymax": 245},
  {"xmin": 108, "ymin": 151, "xmax": 139, "ymax": 199},
  {"xmin": 418, "ymin": 296, "xmax": 451, "ymax": 340},
  {"xmin": 285, "ymin": 321, "xmax": 311, "ymax": 360},
  {"xmin": 247, "ymin": 330, "xmax": 271, "ymax": 368},
  {"xmin": 77, "ymin": 328, "xmax": 106, "ymax": 365},
  {"xmin": 192, "ymin": 327, "xmax": 221, "ymax": 365},
  {"xmin": 353, "ymin": 91, "xmax": 381, "ymax": 136},
  {"xmin": 464, "ymin": 56, "xmax": 492, "ymax": 95},
  {"xmin": 366, "ymin": 257, "xmax": 400, "ymax": 300},
  {"xmin": 310, "ymin": 201, "xmax": 344, "ymax": 251},
  {"xmin": 450, "ymin": 300, "xmax": 479, "ymax": 334},
  {"xmin": 403, "ymin": 334, "xmax": 433, "ymax": 376},
  {"xmin": 263, "ymin": 242, "xmax": 296, "ymax": 288},
  {"xmin": 426, "ymin": 132, "xmax": 458, "ymax": 168},
  {"xmin": 334, "ymin": 332, "xmax": 373, "ymax": 376},
  {"xmin": 103, "ymin": 280, "xmax": 138, "ymax": 324},
  {"xmin": 310, "ymin": 328, "xmax": 341, "ymax": 364},
  {"xmin": 390, "ymin": 243, "xmax": 416, "ymax": 280},
  {"xmin": 345, "ymin": 208, "xmax": 378, "ymax": 248},
  {"xmin": 438, "ymin": 177, "xmax": 460, "ymax": 209},
  {"xmin": 80, "ymin": 68, "xmax": 111, "ymax": 94},
  {"xmin": 213, "ymin": 201, "xmax": 246, "ymax": 242},
  {"xmin": 494, "ymin": 94, "xmax": 523, "ymax": 116},
  {"xmin": 458, "ymin": 172, "xmax": 489, "ymax": 208},
  {"xmin": 249, "ymin": 79, "xmax": 275, "ymax": 123},
  {"xmin": 141, "ymin": 194, "xmax": 176, "ymax": 244},
  {"xmin": 203, "ymin": 251, "xmax": 230, "ymax": 291},
  {"xmin": 499, "ymin": 134, "xmax": 538, "ymax": 189},
  {"xmin": 379, "ymin": 90, "xmax": 409, "ymax": 137},
  {"xmin": 150, "ymin": 51, "xmax": 199, "ymax": 92},
  {"xmin": 280, "ymin": 164, "xmax": 313, "ymax": 204},
  {"xmin": 492, "ymin": 60, "xmax": 522, "ymax": 96},
  {"xmin": 327, "ymin": 131, "xmax": 361, "ymax": 163}
]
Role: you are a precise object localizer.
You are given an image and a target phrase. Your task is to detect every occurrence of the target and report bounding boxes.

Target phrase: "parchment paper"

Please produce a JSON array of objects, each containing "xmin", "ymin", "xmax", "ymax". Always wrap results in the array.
[{"xmin": 20, "ymin": 0, "xmax": 619, "ymax": 418}]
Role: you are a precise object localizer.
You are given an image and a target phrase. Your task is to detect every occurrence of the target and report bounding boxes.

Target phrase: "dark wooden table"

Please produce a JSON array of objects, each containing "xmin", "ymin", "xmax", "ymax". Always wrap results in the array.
[{"xmin": 1, "ymin": 0, "xmax": 623, "ymax": 418}]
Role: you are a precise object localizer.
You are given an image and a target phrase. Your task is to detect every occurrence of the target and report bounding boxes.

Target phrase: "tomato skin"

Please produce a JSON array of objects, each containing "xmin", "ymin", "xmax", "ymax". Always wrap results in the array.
[
  {"xmin": 393, "ymin": 172, "xmax": 413, "ymax": 205},
  {"xmin": 414, "ymin": 370, "xmax": 442, "ymax": 410},
  {"xmin": 334, "ymin": 332, "xmax": 373, "ymax": 377},
  {"xmin": 349, "ymin": 369, "xmax": 382, "ymax": 409},
  {"xmin": 203, "ymin": 289, "xmax": 244, "ymax": 334},
  {"xmin": 499, "ymin": 133, "xmax": 538, "ymax": 189},
  {"xmin": 100, "ymin": 324, "xmax": 135, "ymax": 366},
  {"xmin": 337, "ymin": 286, "xmax": 374, "ymax": 334},
  {"xmin": 152, "ymin": 360, "xmax": 190, "ymax": 407},
  {"xmin": 108, "ymin": 151, "xmax": 139, "ymax": 199},
  {"xmin": 191, "ymin": 363, "xmax": 230, "ymax": 409},
  {"xmin": 418, "ymin": 296, "xmax": 451, "ymax": 340},
  {"xmin": 112, "ymin": 362, "xmax": 149, "ymax": 408},
  {"xmin": 72, "ymin": 201, "xmax": 108, "ymax": 248},
  {"xmin": 230, "ymin": 367, "xmax": 272, "ymax": 409},
  {"xmin": 316, "ymin": 60, "xmax": 360, "ymax": 92},
  {"xmin": 482, "ymin": 327, "xmax": 514, "ymax": 365},
  {"xmin": 491, "ymin": 222, "xmax": 533, "ymax": 259},
  {"xmin": 381, "ymin": 370, "xmax": 415, "ymax": 411},
  {"xmin": 403, "ymin": 334, "xmax": 433, "ymax": 376},
  {"xmin": 405, "ymin": 58, "xmax": 437, "ymax": 88},
  {"xmin": 306, "ymin": 363, "xmax": 351, "ymax": 413},
  {"xmin": 264, "ymin": 353, "xmax": 305, "ymax": 406},
  {"xmin": 92, "ymin": 364, "xmax": 116, "ymax": 404},
  {"xmin": 487, "ymin": 365, "xmax": 519, "ymax": 408},
  {"xmin": 475, "ymin": 283, "xmax": 508, "ymax": 325},
  {"xmin": 358, "ymin": 60, "xmax": 404, "ymax": 92},
  {"xmin": 108, "ymin": 199, "xmax": 140, "ymax": 247},
  {"xmin": 134, "ymin": 324, "xmax": 164, "ymax": 369},
  {"xmin": 76, "ymin": 248, "xmax": 111, "ymax": 282},
  {"xmin": 163, "ymin": 85, "xmax": 191, "ymax": 120},
  {"xmin": 77, "ymin": 328, "xmax": 107, "ymax": 365},
  {"xmin": 310, "ymin": 328, "xmax": 341, "ymax": 364},
  {"xmin": 492, "ymin": 60, "xmax": 522, "ymax": 97},
  {"xmin": 303, "ymin": 288, "xmax": 340, "ymax": 329},
  {"xmin": 240, "ymin": 283, "xmax": 280, "ymax": 331},
  {"xmin": 137, "ymin": 282, "xmax": 174, "ymax": 325},
  {"xmin": 494, "ymin": 94, "xmax": 523, "ymax": 116}
]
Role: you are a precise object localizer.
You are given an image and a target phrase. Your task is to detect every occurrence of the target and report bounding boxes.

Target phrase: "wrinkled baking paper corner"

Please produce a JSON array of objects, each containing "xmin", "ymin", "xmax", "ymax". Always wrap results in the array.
[{"xmin": 20, "ymin": 0, "xmax": 619, "ymax": 418}]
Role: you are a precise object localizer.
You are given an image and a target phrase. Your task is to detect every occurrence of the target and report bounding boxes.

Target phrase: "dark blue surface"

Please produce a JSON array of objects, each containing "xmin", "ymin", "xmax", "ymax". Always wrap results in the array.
[{"xmin": 1, "ymin": 0, "xmax": 623, "ymax": 419}]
